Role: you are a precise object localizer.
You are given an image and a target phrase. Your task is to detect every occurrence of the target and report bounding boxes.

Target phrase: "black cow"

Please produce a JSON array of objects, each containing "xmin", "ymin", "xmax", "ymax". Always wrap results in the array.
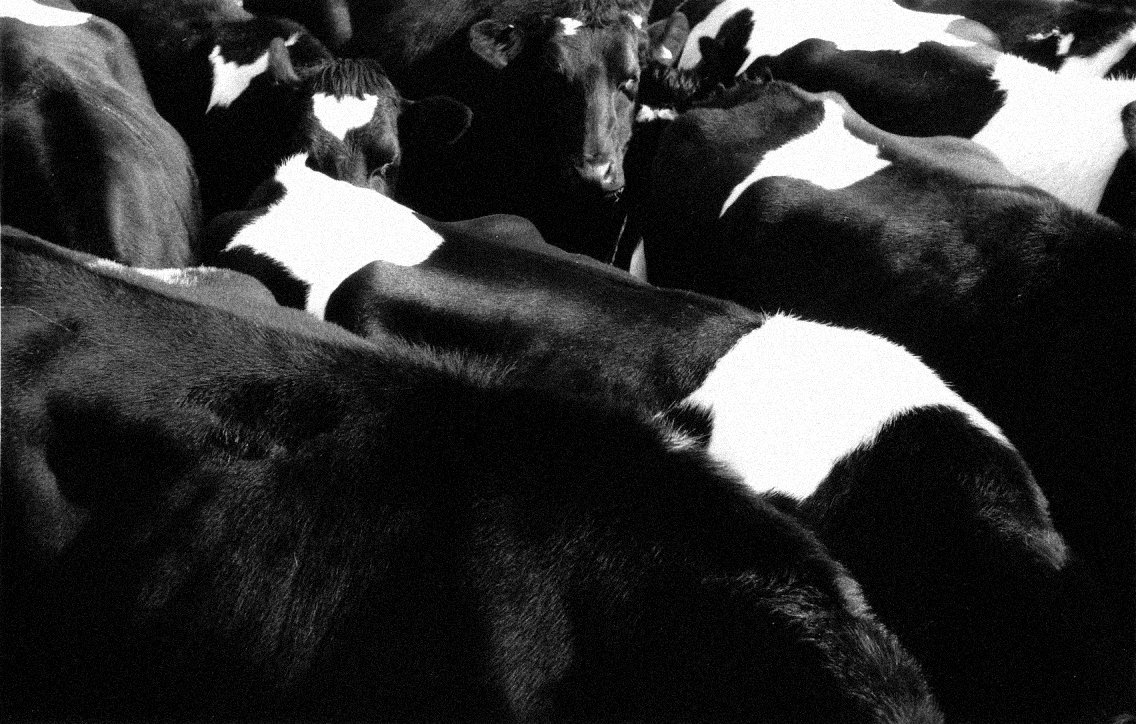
[
  {"xmin": 204, "ymin": 152, "xmax": 1118, "ymax": 720},
  {"xmin": 637, "ymin": 79, "xmax": 1136, "ymax": 709},
  {"xmin": 1, "ymin": 0, "xmax": 201, "ymax": 266},
  {"xmin": 1, "ymin": 228, "xmax": 941, "ymax": 722},
  {"xmin": 71, "ymin": 0, "xmax": 471, "ymax": 228},
  {"xmin": 329, "ymin": 0, "xmax": 651, "ymax": 261}
]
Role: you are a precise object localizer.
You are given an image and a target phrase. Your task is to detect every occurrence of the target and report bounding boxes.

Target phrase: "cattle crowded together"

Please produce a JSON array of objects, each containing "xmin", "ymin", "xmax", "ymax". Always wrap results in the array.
[{"xmin": 2, "ymin": 0, "xmax": 1135, "ymax": 720}]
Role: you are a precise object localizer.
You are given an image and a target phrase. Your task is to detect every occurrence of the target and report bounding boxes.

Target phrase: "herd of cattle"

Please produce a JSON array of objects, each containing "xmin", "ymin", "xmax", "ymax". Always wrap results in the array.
[{"xmin": 3, "ymin": 0, "xmax": 1135, "ymax": 720}]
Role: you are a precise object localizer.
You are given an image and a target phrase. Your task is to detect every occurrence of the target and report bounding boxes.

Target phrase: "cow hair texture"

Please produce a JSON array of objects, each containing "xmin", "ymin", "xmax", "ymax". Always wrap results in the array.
[{"xmin": 305, "ymin": 57, "xmax": 398, "ymax": 99}]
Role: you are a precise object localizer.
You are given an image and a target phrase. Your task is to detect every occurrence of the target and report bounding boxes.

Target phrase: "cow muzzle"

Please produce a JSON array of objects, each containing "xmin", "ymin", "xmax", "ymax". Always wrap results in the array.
[{"xmin": 574, "ymin": 157, "xmax": 625, "ymax": 194}]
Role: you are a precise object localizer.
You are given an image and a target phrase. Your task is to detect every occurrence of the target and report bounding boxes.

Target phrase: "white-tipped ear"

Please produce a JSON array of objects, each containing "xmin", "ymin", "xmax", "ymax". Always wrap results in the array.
[{"xmin": 469, "ymin": 19, "xmax": 523, "ymax": 70}]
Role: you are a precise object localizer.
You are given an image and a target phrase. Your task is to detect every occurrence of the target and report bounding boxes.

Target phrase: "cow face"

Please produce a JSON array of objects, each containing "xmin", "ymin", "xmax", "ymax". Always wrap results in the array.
[
  {"xmin": 469, "ymin": 12, "xmax": 646, "ymax": 195},
  {"xmin": 303, "ymin": 60, "xmax": 472, "ymax": 196}
]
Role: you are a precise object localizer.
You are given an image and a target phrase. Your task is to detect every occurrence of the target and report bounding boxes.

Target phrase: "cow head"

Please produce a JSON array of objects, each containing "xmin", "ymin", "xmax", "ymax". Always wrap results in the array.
[
  {"xmin": 468, "ymin": 8, "xmax": 648, "ymax": 195},
  {"xmin": 302, "ymin": 59, "xmax": 472, "ymax": 196}
]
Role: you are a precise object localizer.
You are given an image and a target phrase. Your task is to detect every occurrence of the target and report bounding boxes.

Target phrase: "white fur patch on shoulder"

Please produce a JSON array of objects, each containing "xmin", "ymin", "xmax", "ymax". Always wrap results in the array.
[
  {"xmin": 558, "ymin": 17, "xmax": 584, "ymax": 36},
  {"xmin": 2, "ymin": 0, "xmax": 90, "ymax": 26},
  {"xmin": 683, "ymin": 313, "xmax": 1005, "ymax": 500},
  {"xmin": 226, "ymin": 154, "xmax": 444, "ymax": 317},
  {"xmin": 975, "ymin": 53, "xmax": 1136, "ymax": 210},
  {"xmin": 207, "ymin": 44, "xmax": 271, "ymax": 111},
  {"xmin": 678, "ymin": 0, "xmax": 974, "ymax": 71},
  {"xmin": 1059, "ymin": 22, "xmax": 1136, "ymax": 77},
  {"xmin": 720, "ymin": 98, "xmax": 888, "ymax": 215},
  {"xmin": 311, "ymin": 93, "xmax": 380, "ymax": 141}
]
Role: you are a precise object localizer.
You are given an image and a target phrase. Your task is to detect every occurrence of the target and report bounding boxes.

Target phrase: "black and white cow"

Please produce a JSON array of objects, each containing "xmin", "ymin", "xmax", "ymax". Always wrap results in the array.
[
  {"xmin": 1, "ymin": 0, "xmax": 201, "ymax": 266},
  {"xmin": 71, "ymin": 0, "xmax": 471, "ymax": 228},
  {"xmin": 1, "ymin": 228, "xmax": 942, "ymax": 722},
  {"xmin": 670, "ymin": 0, "xmax": 1000, "ymax": 87},
  {"xmin": 896, "ymin": 0, "xmax": 1136, "ymax": 77},
  {"xmin": 637, "ymin": 79, "xmax": 1136, "ymax": 702},
  {"xmin": 203, "ymin": 154, "xmax": 1120, "ymax": 719},
  {"xmin": 751, "ymin": 39, "xmax": 1136, "ymax": 225},
  {"xmin": 328, "ymin": 0, "xmax": 651, "ymax": 261}
]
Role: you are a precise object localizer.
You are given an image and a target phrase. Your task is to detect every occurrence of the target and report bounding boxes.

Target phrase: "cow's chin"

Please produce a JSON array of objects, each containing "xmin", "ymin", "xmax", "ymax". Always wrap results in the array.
[{"xmin": 563, "ymin": 167, "xmax": 626, "ymax": 203}]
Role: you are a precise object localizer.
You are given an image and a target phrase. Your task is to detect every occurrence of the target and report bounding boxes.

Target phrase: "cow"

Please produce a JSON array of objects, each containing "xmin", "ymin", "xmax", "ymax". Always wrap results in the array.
[
  {"xmin": 741, "ymin": 39, "xmax": 1136, "ymax": 226},
  {"xmin": 1, "ymin": 227, "xmax": 942, "ymax": 722},
  {"xmin": 71, "ymin": 0, "xmax": 471, "ymax": 229},
  {"xmin": 671, "ymin": 0, "xmax": 1000, "ymax": 87},
  {"xmin": 1, "ymin": 0, "xmax": 201, "ymax": 267},
  {"xmin": 318, "ymin": 0, "xmax": 651, "ymax": 261},
  {"xmin": 635, "ymin": 79, "xmax": 1136, "ymax": 708},
  {"xmin": 895, "ymin": 0, "xmax": 1136, "ymax": 77},
  {"xmin": 203, "ymin": 153, "xmax": 1118, "ymax": 719}
]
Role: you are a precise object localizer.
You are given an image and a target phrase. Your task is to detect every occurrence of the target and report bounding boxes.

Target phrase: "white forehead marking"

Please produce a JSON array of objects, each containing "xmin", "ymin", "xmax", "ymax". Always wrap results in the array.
[
  {"xmin": 656, "ymin": 45, "xmax": 673, "ymax": 61},
  {"xmin": 720, "ymin": 99, "xmax": 889, "ymax": 215},
  {"xmin": 2, "ymin": 0, "xmax": 91, "ymax": 26},
  {"xmin": 226, "ymin": 154, "xmax": 444, "ymax": 317},
  {"xmin": 976, "ymin": 53, "xmax": 1136, "ymax": 211},
  {"xmin": 207, "ymin": 45, "xmax": 271, "ymax": 111},
  {"xmin": 627, "ymin": 13, "xmax": 645, "ymax": 30},
  {"xmin": 683, "ymin": 313, "xmax": 1006, "ymax": 500},
  {"xmin": 312, "ymin": 93, "xmax": 381, "ymax": 141},
  {"xmin": 1059, "ymin": 22, "xmax": 1136, "ymax": 77},
  {"xmin": 558, "ymin": 17, "xmax": 584, "ymax": 35},
  {"xmin": 678, "ymin": 0, "xmax": 975, "ymax": 72}
]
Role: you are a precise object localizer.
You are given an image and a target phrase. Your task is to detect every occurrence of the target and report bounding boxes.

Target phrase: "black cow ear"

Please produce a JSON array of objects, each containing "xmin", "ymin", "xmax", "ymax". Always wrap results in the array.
[
  {"xmin": 647, "ymin": 11, "xmax": 689, "ymax": 66},
  {"xmin": 469, "ymin": 19, "xmax": 524, "ymax": 70},
  {"xmin": 401, "ymin": 96, "xmax": 473, "ymax": 147}
]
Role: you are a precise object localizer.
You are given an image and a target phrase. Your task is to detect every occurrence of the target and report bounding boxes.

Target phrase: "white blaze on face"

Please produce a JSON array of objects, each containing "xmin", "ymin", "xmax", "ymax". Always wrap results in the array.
[
  {"xmin": 207, "ymin": 34, "xmax": 298, "ymax": 112},
  {"xmin": 2, "ymin": 0, "xmax": 91, "ymax": 26},
  {"xmin": 720, "ymin": 98, "xmax": 889, "ymax": 216},
  {"xmin": 1059, "ymin": 22, "xmax": 1136, "ymax": 78},
  {"xmin": 975, "ymin": 53, "xmax": 1136, "ymax": 211},
  {"xmin": 558, "ymin": 17, "xmax": 584, "ymax": 36},
  {"xmin": 678, "ymin": 0, "xmax": 975, "ymax": 72},
  {"xmin": 226, "ymin": 154, "xmax": 444, "ymax": 317},
  {"xmin": 311, "ymin": 93, "xmax": 381, "ymax": 140},
  {"xmin": 682, "ymin": 313, "xmax": 1006, "ymax": 500},
  {"xmin": 626, "ymin": 13, "xmax": 645, "ymax": 30}
]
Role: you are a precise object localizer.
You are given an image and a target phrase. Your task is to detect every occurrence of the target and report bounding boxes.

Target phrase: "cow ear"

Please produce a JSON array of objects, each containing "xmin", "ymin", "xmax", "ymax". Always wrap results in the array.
[
  {"xmin": 267, "ymin": 36, "xmax": 302, "ymax": 87},
  {"xmin": 647, "ymin": 11, "xmax": 689, "ymax": 66},
  {"xmin": 401, "ymin": 96, "xmax": 473, "ymax": 147},
  {"xmin": 469, "ymin": 19, "xmax": 524, "ymax": 70}
]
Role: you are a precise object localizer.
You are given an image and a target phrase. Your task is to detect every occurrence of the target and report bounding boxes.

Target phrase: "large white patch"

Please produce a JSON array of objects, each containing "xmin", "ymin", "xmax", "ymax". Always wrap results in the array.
[
  {"xmin": 311, "ymin": 93, "xmax": 380, "ymax": 140},
  {"xmin": 678, "ymin": 0, "xmax": 974, "ymax": 71},
  {"xmin": 1059, "ymin": 22, "xmax": 1136, "ymax": 78},
  {"xmin": 720, "ymin": 99, "xmax": 889, "ymax": 216},
  {"xmin": 975, "ymin": 53, "xmax": 1136, "ymax": 211},
  {"xmin": 225, "ymin": 154, "xmax": 444, "ymax": 317},
  {"xmin": 683, "ymin": 313, "xmax": 1005, "ymax": 500},
  {"xmin": 2, "ymin": 0, "xmax": 90, "ymax": 26},
  {"xmin": 208, "ymin": 45, "xmax": 271, "ymax": 111}
]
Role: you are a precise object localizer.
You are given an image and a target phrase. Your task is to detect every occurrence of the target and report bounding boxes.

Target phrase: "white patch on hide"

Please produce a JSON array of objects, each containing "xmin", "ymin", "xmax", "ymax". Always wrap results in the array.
[
  {"xmin": 1059, "ymin": 22, "xmax": 1136, "ymax": 77},
  {"xmin": 225, "ymin": 154, "xmax": 444, "ymax": 317},
  {"xmin": 678, "ymin": 0, "xmax": 975, "ymax": 72},
  {"xmin": 975, "ymin": 53, "xmax": 1136, "ymax": 211},
  {"xmin": 207, "ymin": 45, "xmax": 271, "ymax": 111},
  {"xmin": 2, "ymin": 0, "xmax": 90, "ymax": 26},
  {"xmin": 720, "ymin": 99, "xmax": 889, "ymax": 215},
  {"xmin": 683, "ymin": 313, "xmax": 1006, "ymax": 500},
  {"xmin": 558, "ymin": 17, "xmax": 584, "ymax": 36}
]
